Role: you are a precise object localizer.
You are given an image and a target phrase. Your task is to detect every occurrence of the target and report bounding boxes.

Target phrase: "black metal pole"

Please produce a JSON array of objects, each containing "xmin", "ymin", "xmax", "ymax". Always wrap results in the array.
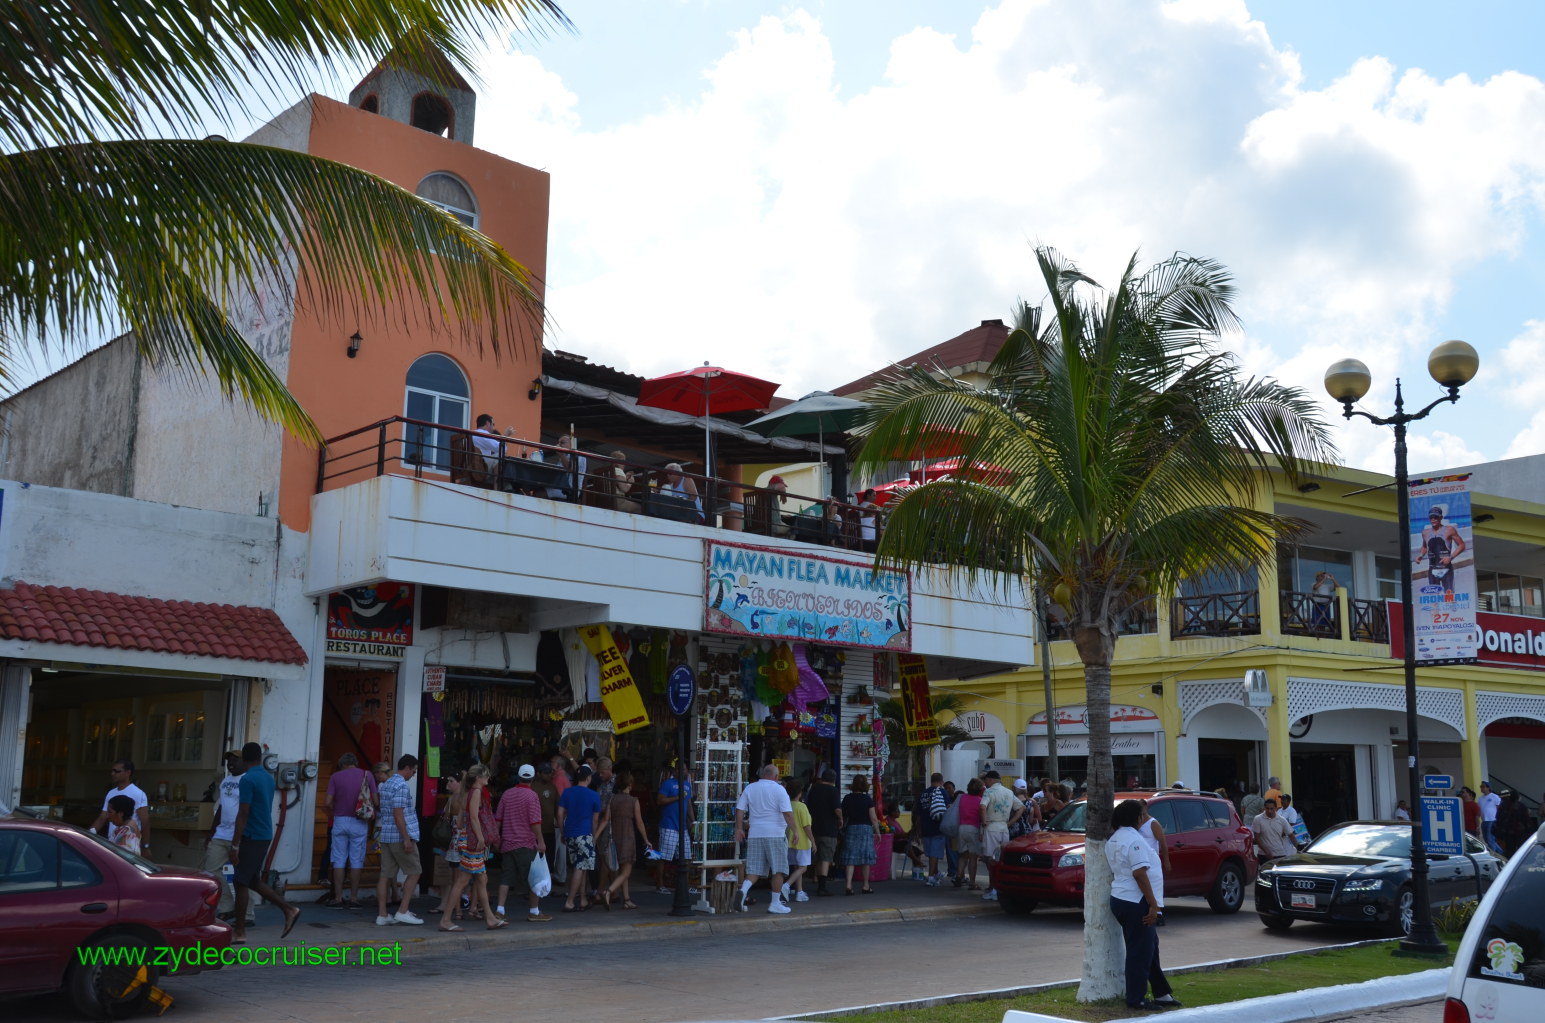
[
  {"xmin": 670, "ymin": 711, "xmax": 694, "ymax": 916},
  {"xmin": 1390, "ymin": 380, "xmax": 1445, "ymax": 953}
]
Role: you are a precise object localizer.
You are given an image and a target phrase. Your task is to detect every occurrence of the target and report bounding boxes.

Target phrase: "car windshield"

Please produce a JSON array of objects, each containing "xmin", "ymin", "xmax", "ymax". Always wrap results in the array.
[
  {"xmin": 80, "ymin": 826, "xmax": 160, "ymax": 875},
  {"xmin": 1046, "ymin": 801, "xmax": 1087, "ymax": 833},
  {"xmin": 1307, "ymin": 823, "xmax": 1411, "ymax": 859}
]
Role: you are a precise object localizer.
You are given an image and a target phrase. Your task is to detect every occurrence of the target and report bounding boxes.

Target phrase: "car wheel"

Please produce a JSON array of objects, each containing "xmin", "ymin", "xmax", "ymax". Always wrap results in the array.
[
  {"xmin": 1388, "ymin": 886, "xmax": 1414, "ymax": 937},
  {"xmin": 1206, "ymin": 862, "xmax": 1245, "ymax": 914},
  {"xmin": 67, "ymin": 935, "xmax": 156, "ymax": 1020},
  {"xmin": 997, "ymin": 893, "xmax": 1037, "ymax": 915},
  {"xmin": 1258, "ymin": 912, "xmax": 1294, "ymax": 931}
]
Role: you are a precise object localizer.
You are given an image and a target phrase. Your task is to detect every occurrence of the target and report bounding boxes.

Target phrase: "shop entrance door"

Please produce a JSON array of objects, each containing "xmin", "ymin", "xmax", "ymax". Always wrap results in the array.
[
  {"xmin": 316, "ymin": 667, "xmax": 399, "ymax": 885},
  {"xmin": 1197, "ymin": 738, "xmax": 1259, "ymax": 803},
  {"xmin": 1290, "ymin": 744, "xmax": 1357, "ymax": 838}
]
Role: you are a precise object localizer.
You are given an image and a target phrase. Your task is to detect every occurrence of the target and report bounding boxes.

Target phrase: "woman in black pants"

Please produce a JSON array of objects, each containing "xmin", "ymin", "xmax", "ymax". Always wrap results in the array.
[{"xmin": 1105, "ymin": 799, "xmax": 1181, "ymax": 1012}]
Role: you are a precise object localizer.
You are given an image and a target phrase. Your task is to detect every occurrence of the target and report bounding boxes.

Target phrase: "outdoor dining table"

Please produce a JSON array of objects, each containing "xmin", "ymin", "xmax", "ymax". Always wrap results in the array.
[
  {"xmin": 499, "ymin": 458, "xmax": 568, "ymax": 493},
  {"xmin": 642, "ymin": 492, "xmax": 701, "ymax": 522}
]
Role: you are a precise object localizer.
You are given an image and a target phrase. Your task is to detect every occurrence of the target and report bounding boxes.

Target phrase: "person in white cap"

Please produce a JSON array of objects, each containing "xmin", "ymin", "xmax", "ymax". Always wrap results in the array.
[
  {"xmin": 1009, "ymin": 778, "xmax": 1039, "ymax": 838},
  {"xmin": 494, "ymin": 764, "xmax": 551, "ymax": 922}
]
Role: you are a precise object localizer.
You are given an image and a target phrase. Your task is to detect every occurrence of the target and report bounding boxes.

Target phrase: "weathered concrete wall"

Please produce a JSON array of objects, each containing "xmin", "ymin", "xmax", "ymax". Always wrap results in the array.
[
  {"xmin": 0, "ymin": 339, "xmax": 140, "ymax": 495},
  {"xmin": 130, "ymin": 258, "xmax": 297, "ymax": 517}
]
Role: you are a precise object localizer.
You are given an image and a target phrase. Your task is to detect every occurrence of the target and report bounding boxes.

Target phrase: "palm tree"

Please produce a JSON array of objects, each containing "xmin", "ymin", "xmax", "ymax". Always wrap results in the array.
[
  {"xmin": 1, "ymin": 1, "xmax": 571, "ymax": 441},
  {"xmin": 855, "ymin": 246, "xmax": 1334, "ymax": 1000},
  {"xmin": 876, "ymin": 690, "xmax": 972, "ymax": 795}
]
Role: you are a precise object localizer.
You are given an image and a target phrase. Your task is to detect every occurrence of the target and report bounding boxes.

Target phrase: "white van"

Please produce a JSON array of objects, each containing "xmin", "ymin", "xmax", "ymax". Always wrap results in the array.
[{"xmin": 1444, "ymin": 820, "xmax": 1545, "ymax": 1022}]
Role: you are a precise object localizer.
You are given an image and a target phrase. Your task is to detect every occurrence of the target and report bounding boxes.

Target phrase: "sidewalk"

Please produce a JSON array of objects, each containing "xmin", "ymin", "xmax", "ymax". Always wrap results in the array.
[{"xmin": 252, "ymin": 874, "xmax": 993, "ymax": 955}]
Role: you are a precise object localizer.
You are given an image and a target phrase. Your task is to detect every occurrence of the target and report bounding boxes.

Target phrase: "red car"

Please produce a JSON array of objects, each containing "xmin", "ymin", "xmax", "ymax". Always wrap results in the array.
[
  {"xmin": 0, "ymin": 817, "xmax": 230, "ymax": 1018},
  {"xmin": 988, "ymin": 789, "xmax": 1258, "ymax": 915}
]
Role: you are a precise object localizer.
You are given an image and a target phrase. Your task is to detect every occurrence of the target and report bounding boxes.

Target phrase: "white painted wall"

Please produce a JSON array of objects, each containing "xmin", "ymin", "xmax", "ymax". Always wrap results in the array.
[
  {"xmin": 1484, "ymin": 736, "xmax": 1545, "ymax": 802},
  {"xmin": 307, "ymin": 475, "xmax": 1036, "ymax": 666}
]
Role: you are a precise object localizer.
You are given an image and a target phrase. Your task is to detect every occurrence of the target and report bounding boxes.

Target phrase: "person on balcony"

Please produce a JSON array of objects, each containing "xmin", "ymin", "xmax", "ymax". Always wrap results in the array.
[
  {"xmin": 660, "ymin": 463, "xmax": 703, "ymax": 522},
  {"xmin": 1416, "ymin": 505, "xmax": 1465, "ymax": 594},
  {"xmin": 1311, "ymin": 571, "xmax": 1338, "ymax": 630},
  {"xmin": 471, "ymin": 414, "xmax": 502, "ymax": 474}
]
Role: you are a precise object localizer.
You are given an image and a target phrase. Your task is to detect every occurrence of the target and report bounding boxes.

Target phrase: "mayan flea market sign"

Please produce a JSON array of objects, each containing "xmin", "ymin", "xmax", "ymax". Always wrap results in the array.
[
  {"xmin": 326, "ymin": 583, "xmax": 414, "ymax": 658},
  {"xmin": 578, "ymin": 624, "xmax": 652, "ymax": 735},
  {"xmin": 703, "ymin": 541, "xmax": 912, "ymax": 650}
]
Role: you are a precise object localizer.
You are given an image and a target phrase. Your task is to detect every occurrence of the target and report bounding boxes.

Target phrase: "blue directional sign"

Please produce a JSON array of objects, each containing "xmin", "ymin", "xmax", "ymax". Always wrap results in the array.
[
  {"xmin": 1423, "ymin": 774, "xmax": 1454, "ymax": 790},
  {"xmin": 1419, "ymin": 796, "xmax": 1465, "ymax": 855},
  {"xmin": 667, "ymin": 664, "xmax": 696, "ymax": 717}
]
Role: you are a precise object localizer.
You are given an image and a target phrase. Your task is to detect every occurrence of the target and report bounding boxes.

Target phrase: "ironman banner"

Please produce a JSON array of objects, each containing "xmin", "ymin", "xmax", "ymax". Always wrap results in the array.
[
  {"xmin": 1408, "ymin": 474, "xmax": 1479, "ymax": 665},
  {"xmin": 579, "ymin": 624, "xmax": 652, "ymax": 734}
]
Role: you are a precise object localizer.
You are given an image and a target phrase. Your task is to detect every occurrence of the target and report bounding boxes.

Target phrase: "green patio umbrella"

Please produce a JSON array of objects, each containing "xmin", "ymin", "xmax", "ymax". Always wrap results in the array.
[{"xmin": 745, "ymin": 391, "xmax": 868, "ymax": 496}]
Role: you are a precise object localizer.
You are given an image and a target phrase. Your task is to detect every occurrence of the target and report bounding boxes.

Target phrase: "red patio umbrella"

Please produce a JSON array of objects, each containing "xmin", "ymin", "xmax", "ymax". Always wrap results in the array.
[
  {"xmin": 864, "ymin": 424, "xmax": 972, "ymax": 461},
  {"xmin": 869, "ymin": 478, "xmax": 913, "ymax": 507},
  {"xmin": 909, "ymin": 458, "xmax": 1013, "ymax": 486},
  {"xmin": 637, "ymin": 362, "xmax": 779, "ymax": 476}
]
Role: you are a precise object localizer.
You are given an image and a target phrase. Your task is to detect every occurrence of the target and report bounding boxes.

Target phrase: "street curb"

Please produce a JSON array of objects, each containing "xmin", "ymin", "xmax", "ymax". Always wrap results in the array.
[
  {"xmin": 314, "ymin": 901, "xmax": 988, "ymax": 959},
  {"xmin": 776, "ymin": 937, "xmax": 1421, "ymax": 1021}
]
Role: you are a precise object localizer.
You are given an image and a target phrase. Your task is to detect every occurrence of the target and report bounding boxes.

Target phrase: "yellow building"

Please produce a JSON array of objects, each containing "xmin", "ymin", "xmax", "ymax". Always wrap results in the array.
[{"xmin": 937, "ymin": 457, "xmax": 1545, "ymax": 838}]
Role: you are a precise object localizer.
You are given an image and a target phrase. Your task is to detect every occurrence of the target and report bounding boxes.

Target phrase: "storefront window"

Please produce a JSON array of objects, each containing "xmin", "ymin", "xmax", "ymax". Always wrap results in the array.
[
  {"xmin": 1024, "ymin": 754, "xmax": 1156, "ymax": 794},
  {"xmin": 1277, "ymin": 544, "xmax": 1353, "ymax": 593}
]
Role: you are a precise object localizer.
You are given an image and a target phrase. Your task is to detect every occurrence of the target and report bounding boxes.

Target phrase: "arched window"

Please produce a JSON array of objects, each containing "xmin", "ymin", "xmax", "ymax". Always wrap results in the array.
[
  {"xmin": 403, "ymin": 354, "xmax": 469, "ymax": 470},
  {"xmin": 410, "ymin": 93, "xmax": 453, "ymax": 136},
  {"xmin": 359, "ymin": 94, "xmax": 379, "ymax": 114},
  {"xmin": 416, "ymin": 172, "xmax": 477, "ymax": 228}
]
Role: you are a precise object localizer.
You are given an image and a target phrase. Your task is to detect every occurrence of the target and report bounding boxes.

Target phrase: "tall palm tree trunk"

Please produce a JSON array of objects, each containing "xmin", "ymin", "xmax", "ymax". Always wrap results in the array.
[{"xmin": 1075, "ymin": 656, "xmax": 1122, "ymax": 1000}]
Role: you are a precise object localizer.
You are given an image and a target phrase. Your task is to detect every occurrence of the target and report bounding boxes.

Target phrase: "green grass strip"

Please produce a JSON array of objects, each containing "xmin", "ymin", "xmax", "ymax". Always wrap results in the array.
[{"xmin": 848, "ymin": 938, "xmax": 1455, "ymax": 1023}]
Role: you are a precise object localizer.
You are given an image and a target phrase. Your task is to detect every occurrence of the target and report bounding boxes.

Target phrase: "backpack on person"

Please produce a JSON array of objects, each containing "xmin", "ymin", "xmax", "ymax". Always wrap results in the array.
[{"xmin": 353, "ymin": 771, "xmax": 375, "ymax": 821}]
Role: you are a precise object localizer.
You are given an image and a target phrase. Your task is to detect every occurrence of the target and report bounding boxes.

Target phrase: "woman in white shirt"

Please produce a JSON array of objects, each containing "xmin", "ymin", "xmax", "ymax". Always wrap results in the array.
[{"xmin": 1105, "ymin": 799, "xmax": 1181, "ymax": 1012}]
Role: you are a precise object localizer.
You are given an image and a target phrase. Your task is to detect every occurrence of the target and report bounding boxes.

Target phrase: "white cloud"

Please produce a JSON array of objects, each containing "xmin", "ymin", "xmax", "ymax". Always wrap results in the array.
[{"xmin": 464, "ymin": 1, "xmax": 1545, "ymax": 463}]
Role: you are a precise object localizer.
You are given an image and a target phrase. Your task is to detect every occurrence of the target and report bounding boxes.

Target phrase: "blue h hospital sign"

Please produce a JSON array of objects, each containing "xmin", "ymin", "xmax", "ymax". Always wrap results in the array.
[{"xmin": 1419, "ymin": 796, "xmax": 1465, "ymax": 855}]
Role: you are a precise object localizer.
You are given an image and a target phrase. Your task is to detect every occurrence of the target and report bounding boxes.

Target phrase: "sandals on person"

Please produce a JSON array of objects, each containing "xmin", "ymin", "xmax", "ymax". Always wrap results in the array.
[
  {"xmin": 622, "ymin": 900, "xmax": 637, "ymax": 910},
  {"xmin": 319, "ymin": 895, "xmax": 342, "ymax": 908},
  {"xmin": 561, "ymin": 904, "xmax": 582, "ymax": 913},
  {"xmin": 280, "ymin": 908, "xmax": 301, "ymax": 940},
  {"xmin": 861, "ymin": 888, "xmax": 875, "ymax": 894},
  {"xmin": 844, "ymin": 888, "xmax": 855, "ymax": 895},
  {"xmin": 487, "ymin": 919, "xmax": 509, "ymax": 930},
  {"xmin": 438, "ymin": 923, "xmax": 464, "ymax": 932},
  {"xmin": 600, "ymin": 891, "xmax": 612, "ymax": 911}
]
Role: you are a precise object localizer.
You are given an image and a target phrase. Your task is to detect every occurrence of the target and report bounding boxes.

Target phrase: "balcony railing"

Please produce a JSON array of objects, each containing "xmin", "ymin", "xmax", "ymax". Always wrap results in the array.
[
  {"xmin": 1170, "ymin": 591, "xmax": 1261, "ymax": 638},
  {"xmin": 315, "ymin": 416, "xmax": 882, "ymax": 555},
  {"xmin": 1044, "ymin": 598, "xmax": 1157, "ymax": 640},
  {"xmin": 1279, "ymin": 590, "xmax": 1341, "ymax": 639},
  {"xmin": 1349, "ymin": 598, "xmax": 1389, "ymax": 643}
]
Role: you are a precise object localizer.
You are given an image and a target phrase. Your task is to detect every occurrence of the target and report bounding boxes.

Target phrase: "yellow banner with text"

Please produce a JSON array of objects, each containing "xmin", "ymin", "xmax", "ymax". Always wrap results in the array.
[
  {"xmin": 896, "ymin": 653, "xmax": 938, "ymax": 746},
  {"xmin": 578, "ymin": 624, "xmax": 652, "ymax": 735}
]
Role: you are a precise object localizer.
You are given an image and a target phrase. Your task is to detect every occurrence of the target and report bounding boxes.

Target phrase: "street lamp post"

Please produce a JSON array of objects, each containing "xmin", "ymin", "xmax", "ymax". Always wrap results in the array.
[{"xmin": 1324, "ymin": 340, "xmax": 1479, "ymax": 955}]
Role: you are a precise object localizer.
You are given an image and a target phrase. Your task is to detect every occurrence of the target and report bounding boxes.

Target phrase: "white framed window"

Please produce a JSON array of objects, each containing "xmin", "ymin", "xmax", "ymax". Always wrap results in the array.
[
  {"xmin": 404, "ymin": 353, "xmax": 469, "ymax": 471},
  {"xmin": 416, "ymin": 172, "xmax": 478, "ymax": 228}
]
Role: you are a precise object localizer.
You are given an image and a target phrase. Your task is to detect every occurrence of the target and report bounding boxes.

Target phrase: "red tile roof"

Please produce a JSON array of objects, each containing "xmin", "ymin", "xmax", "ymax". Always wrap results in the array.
[
  {"xmin": 833, "ymin": 319, "xmax": 1011, "ymax": 396},
  {"xmin": 0, "ymin": 581, "xmax": 308, "ymax": 666}
]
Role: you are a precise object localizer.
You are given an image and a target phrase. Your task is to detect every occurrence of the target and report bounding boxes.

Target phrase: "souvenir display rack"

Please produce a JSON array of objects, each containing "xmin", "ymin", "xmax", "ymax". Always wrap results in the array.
[{"xmin": 691, "ymin": 739, "xmax": 746, "ymax": 912}]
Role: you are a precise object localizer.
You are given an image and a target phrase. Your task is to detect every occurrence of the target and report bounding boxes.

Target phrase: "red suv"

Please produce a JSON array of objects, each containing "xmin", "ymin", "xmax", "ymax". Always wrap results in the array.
[{"xmin": 988, "ymin": 790, "xmax": 1257, "ymax": 915}]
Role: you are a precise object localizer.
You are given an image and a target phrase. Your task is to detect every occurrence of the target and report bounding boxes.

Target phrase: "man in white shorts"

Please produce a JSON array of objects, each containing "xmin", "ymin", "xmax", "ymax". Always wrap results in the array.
[
  {"xmin": 733, "ymin": 764, "xmax": 796, "ymax": 914},
  {"xmin": 978, "ymin": 770, "xmax": 1023, "ymax": 901}
]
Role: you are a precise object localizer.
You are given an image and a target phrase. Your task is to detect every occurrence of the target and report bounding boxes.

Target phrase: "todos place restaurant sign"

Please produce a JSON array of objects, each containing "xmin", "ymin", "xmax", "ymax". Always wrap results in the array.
[{"xmin": 703, "ymin": 540, "xmax": 912, "ymax": 651}]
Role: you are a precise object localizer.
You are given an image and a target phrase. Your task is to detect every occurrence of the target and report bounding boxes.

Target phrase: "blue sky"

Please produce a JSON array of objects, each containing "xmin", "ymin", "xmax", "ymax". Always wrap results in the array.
[
  {"xmin": 452, "ymin": 0, "xmax": 1545, "ymax": 475},
  {"xmin": 88, "ymin": 1, "xmax": 1545, "ymax": 476}
]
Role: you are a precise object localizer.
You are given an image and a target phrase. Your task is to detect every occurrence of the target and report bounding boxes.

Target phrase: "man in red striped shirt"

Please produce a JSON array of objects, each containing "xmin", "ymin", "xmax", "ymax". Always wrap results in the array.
[{"xmin": 494, "ymin": 765, "xmax": 551, "ymax": 922}]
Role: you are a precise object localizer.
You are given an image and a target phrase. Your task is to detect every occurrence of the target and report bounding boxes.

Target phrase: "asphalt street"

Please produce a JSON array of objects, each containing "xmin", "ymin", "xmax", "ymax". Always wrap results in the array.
[{"xmin": 7, "ymin": 893, "xmax": 1403, "ymax": 1023}]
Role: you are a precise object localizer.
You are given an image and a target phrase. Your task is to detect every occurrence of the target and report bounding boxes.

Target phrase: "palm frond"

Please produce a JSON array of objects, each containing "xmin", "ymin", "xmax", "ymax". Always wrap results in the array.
[
  {"xmin": 0, "ymin": 139, "xmax": 549, "ymax": 441},
  {"xmin": 2, "ymin": 0, "xmax": 573, "ymax": 150}
]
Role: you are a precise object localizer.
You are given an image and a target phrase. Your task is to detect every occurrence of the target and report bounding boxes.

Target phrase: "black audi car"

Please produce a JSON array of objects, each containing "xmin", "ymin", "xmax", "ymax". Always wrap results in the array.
[{"xmin": 1255, "ymin": 820, "xmax": 1500, "ymax": 936}]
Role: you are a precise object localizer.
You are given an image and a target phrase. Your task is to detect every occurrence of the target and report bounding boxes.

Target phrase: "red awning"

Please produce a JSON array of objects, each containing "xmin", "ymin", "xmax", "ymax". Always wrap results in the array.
[{"xmin": 0, "ymin": 581, "xmax": 308, "ymax": 666}]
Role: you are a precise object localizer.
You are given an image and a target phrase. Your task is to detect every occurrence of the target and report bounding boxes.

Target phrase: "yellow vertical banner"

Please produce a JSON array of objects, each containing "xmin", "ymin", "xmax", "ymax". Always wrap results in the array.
[
  {"xmin": 578, "ymin": 624, "xmax": 652, "ymax": 735},
  {"xmin": 896, "ymin": 654, "xmax": 938, "ymax": 746}
]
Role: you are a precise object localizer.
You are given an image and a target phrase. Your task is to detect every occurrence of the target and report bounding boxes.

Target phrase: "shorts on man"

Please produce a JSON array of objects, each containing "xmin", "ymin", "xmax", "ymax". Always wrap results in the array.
[
  {"xmin": 921, "ymin": 834, "xmax": 946, "ymax": 859},
  {"xmin": 745, "ymin": 836, "xmax": 787, "ymax": 877},
  {"xmin": 567, "ymin": 834, "xmax": 597, "ymax": 871},
  {"xmin": 233, "ymin": 839, "xmax": 272, "ymax": 888},
  {"xmin": 330, "ymin": 816, "xmax": 369, "ymax": 868},
  {"xmin": 500, "ymin": 846, "xmax": 538, "ymax": 895},
  {"xmin": 658, "ymin": 827, "xmax": 691, "ymax": 861},
  {"xmin": 379, "ymin": 840, "xmax": 422, "ymax": 878},
  {"xmin": 982, "ymin": 825, "xmax": 1010, "ymax": 861},
  {"xmin": 815, "ymin": 835, "xmax": 839, "ymax": 865}
]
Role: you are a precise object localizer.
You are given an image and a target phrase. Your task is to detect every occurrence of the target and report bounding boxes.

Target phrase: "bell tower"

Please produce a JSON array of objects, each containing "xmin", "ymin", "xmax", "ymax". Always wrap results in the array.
[{"xmin": 348, "ymin": 48, "xmax": 477, "ymax": 145}]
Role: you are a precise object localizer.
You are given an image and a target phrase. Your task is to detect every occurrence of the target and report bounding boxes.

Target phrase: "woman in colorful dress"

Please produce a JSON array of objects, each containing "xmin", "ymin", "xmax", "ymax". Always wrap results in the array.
[{"xmin": 438, "ymin": 765, "xmax": 507, "ymax": 931}]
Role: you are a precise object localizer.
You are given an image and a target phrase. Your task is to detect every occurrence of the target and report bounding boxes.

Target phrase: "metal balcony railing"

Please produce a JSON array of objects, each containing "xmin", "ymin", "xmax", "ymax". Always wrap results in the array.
[{"xmin": 314, "ymin": 416, "xmax": 883, "ymax": 555}]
